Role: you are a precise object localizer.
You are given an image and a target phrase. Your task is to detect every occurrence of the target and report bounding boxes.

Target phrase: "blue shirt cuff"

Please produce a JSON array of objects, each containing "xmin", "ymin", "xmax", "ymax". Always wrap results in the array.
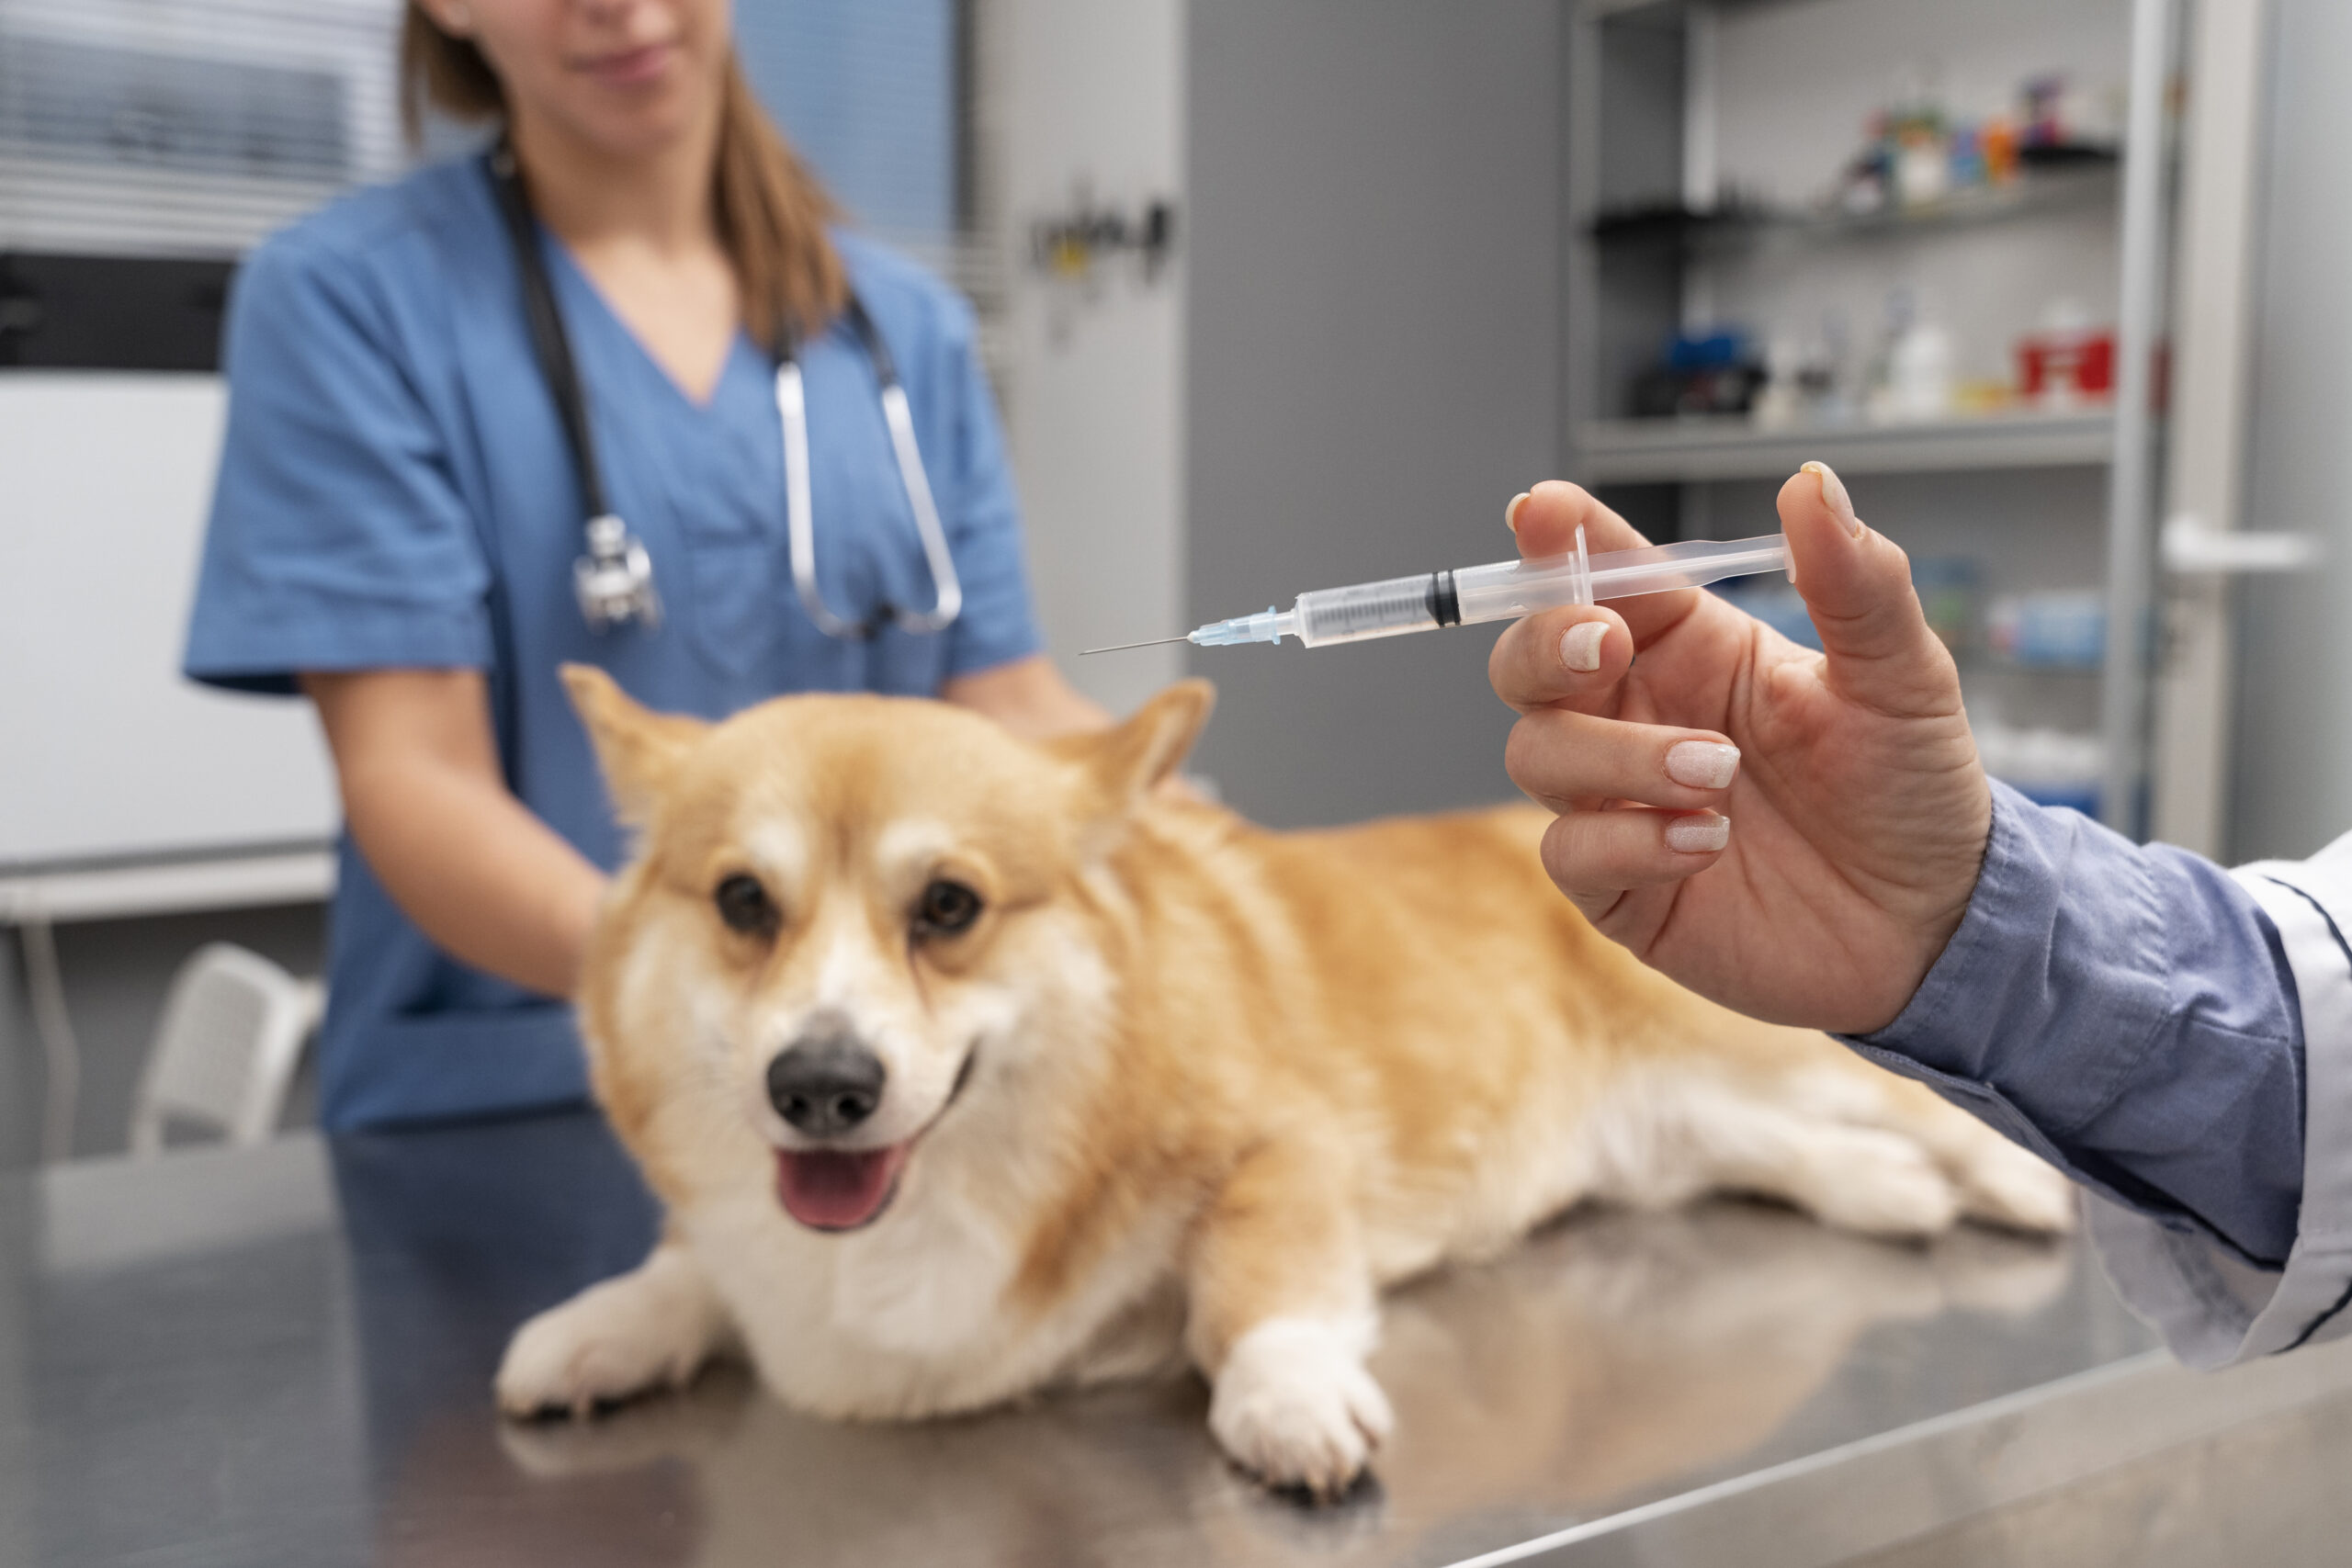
[{"xmin": 1841, "ymin": 779, "xmax": 2306, "ymax": 1265}]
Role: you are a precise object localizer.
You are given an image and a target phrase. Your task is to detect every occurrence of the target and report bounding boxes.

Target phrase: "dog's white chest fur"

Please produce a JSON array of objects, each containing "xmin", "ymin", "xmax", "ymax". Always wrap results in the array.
[
  {"xmin": 677, "ymin": 1147, "xmax": 1190, "ymax": 1421},
  {"xmin": 825, "ymin": 1185, "xmax": 1014, "ymax": 1355}
]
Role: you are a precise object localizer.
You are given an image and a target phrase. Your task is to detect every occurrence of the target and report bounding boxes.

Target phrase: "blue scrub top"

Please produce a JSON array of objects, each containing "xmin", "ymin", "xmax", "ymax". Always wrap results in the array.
[{"xmin": 184, "ymin": 156, "xmax": 1043, "ymax": 1133}]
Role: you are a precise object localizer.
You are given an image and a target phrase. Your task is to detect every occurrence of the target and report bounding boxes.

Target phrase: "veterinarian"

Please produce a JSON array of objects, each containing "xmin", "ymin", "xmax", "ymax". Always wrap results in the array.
[
  {"xmin": 181, "ymin": 1, "xmax": 1105, "ymax": 1131},
  {"xmin": 1489, "ymin": 468, "xmax": 2352, "ymax": 1371}
]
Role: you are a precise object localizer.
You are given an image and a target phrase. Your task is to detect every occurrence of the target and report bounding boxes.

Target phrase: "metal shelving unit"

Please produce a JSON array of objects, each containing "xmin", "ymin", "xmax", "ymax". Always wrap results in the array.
[
  {"xmin": 1591, "ymin": 162, "xmax": 2120, "ymax": 250},
  {"xmin": 1562, "ymin": 0, "xmax": 2179, "ymax": 836},
  {"xmin": 1578, "ymin": 410, "xmax": 2115, "ymax": 484}
]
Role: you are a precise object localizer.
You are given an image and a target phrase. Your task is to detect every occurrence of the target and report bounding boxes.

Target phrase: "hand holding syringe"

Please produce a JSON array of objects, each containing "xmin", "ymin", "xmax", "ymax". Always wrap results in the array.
[
  {"xmin": 1084, "ymin": 527, "xmax": 1791, "ymax": 654},
  {"xmin": 1486, "ymin": 468, "xmax": 1993, "ymax": 1038},
  {"xmin": 1091, "ymin": 462, "xmax": 1999, "ymax": 1037}
]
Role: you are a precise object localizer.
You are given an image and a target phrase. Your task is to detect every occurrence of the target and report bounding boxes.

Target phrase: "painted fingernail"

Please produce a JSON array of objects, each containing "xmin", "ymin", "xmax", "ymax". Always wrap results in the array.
[
  {"xmin": 1665, "ymin": 815, "xmax": 1730, "ymax": 853},
  {"xmin": 1804, "ymin": 460, "xmax": 1862, "ymax": 537},
  {"xmin": 1505, "ymin": 491, "xmax": 1532, "ymax": 533},
  {"xmin": 1560, "ymin": 621, "xmax": 1606, "ymax": 672},
  {"xmin": 1665, "ymin": 740, "xmax": 1740, "ymax": 790}
]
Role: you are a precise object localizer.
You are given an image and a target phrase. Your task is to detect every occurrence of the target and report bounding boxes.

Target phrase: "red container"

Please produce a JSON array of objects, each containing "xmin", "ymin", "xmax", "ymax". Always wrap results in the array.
[{"xmin": 2018, "ymin": 328, "xmax": 2115, "ymax": 405}]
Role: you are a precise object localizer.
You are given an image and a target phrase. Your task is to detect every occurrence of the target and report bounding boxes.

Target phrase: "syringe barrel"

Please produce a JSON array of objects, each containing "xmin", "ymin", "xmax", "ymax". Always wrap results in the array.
[
  {"xmin": 1450, "ymin": 554, "xmax": 1590, "ymax": 624},
  {"xmin": 1450, "ymin": 534, "xmax": 1790, "ymax": 626},
  {"xmin": 1291, "ymin": 573, "xmax": 1443, "ymax": 647},
  {"xmin": 1589, "ymin": 536, "xmax": 1790, "ymax": 600}
]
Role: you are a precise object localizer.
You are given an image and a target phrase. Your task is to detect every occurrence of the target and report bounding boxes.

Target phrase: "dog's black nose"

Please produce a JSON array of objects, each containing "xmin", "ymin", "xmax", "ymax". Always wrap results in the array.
[{"xmin": 766, "ymin": 1029, "xmax": 887, "ymax": 1136}]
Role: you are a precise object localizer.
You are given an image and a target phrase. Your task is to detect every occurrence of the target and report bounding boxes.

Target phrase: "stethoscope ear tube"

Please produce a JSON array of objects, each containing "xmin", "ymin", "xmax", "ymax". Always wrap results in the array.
[
  {"xmin": 489, "ymin": 143, "xmax": 662, "ymax": 634},
  {"xmin": 776, "ymin": 308, "xmax": 963, "ymax": 639},
  {"xmin": 876, "ymin": 383, "xmax": 962, "ymax": 633},
  {"xmin": 777, "ymin": 361, "xmax": 859, "ymax": 638},
  {"xmin": 489, "ymin": 145, "xmax": 608, "ymax": 523}
]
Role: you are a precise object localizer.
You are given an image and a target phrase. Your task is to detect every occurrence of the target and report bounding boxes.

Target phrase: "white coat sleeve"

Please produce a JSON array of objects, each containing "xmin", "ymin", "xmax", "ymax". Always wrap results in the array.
[{"xmin": 2086, "ymin": 828, "xmax": 2352, "ymax": 1368}]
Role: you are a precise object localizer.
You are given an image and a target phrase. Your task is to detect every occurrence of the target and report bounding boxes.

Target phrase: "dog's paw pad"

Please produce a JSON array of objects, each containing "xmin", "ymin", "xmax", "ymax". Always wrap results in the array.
[
  {"xmin": 1960, "ymin": 1143, "xmax": 2078, "ymax": 1235},
  {"xmin": 1808, "ymin": 1134, "xmax": 1962, "ymax": 1238},
  {"xmin": 494, "ymin": 1278, "xmax": 705, "ymax": 1420},
  {"xmin": 1210, "ymin": 1316, "xmax": 1393, "ymax": 1498}
]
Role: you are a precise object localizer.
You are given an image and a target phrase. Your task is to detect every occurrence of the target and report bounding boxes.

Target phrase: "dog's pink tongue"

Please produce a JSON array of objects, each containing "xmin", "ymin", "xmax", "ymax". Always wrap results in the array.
[{"xmin": 775, "ymin": 1145, "xmax": 907, "ymax": 1231}]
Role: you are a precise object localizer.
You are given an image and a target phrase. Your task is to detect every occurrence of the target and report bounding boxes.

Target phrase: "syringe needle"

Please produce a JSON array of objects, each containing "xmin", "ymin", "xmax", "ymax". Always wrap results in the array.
[{"xmin": 1080, "ymin": 635, "xmax": 1194, "ymax": 656}]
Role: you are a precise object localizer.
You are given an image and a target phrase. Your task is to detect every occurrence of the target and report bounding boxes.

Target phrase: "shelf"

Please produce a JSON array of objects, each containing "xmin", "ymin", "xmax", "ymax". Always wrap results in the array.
[
  {"xmin": 1592, "ymin": 165, "xmax": 2120, "ymax": 253},
  {"xmin": 1574, "ymin": 411, "xmax": 2114, "ymax": 484},
  {"xmin": 1581, "ymin": 0, "xmax": 1808, "ymax": 19}
]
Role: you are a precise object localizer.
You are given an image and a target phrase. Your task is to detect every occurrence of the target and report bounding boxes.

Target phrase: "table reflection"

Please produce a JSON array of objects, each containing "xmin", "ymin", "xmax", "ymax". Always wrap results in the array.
[
  {"xmin": 14, "ymin": 1111, "xmax": 2131, "ymax": 1568},
  {"xmin": 470, "ymin": 1193, "xmax": 2077, "ymax": 1568}
]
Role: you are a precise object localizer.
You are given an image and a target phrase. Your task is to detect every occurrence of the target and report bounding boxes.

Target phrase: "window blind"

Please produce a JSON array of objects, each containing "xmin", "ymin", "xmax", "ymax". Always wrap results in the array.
[{"xmin": 0, "ymin": 0, "xmax": 402, "ymax": 259}]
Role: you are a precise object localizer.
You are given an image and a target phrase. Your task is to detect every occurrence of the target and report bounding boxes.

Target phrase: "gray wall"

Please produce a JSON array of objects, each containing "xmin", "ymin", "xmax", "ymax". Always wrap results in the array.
[
  {"xmin": 1184, "ymin": 0, "xmax": 1566, "ymax": 828},
  {"xmin": 2228, "ymin": 0, "xmax": 2352, "ymax": 863},
  {"xmin": 0, "ymin": 904, "xmax": 324, "ymax": 1169}
]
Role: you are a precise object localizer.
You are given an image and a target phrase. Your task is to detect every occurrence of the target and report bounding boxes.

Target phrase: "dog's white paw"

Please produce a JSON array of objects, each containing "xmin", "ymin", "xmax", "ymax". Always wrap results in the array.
[
  {"xmin": 495, "ymin": 1259, "xmax": 718, "ymax": 1419},
  {"xmin": 1209, "ymin": 1316, "xmax": 1394, "ymax": 1497},
  {"xmin": 1804, "ymin": 1130, "xmax": 1962, "ymax": 1238},
  {"xmin": 1957, "ymin": 1138, "xmax": 2079, "ymax": 1235}
]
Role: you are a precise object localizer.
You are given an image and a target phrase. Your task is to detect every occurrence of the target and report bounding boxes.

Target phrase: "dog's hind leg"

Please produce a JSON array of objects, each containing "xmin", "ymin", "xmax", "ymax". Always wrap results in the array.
[
  {"xmin": 1185, "ymin": 1133, "xmax": 1393, "ymax": 1498},
  {"xmin": 496, "ymin": 1233, "xmax": 737, "ymax": 1419},
  {"xmin": 1597, "ymin": 1049, "xmax": 2076, "ymax": 1240},
  {"xmin": 1792, "ymin": 1063, "xmax": 2078, "ymax": 1235},
  {"xmin": 1592, "ymin": 1069, "xmax": 1969, "ymax": 1238}
]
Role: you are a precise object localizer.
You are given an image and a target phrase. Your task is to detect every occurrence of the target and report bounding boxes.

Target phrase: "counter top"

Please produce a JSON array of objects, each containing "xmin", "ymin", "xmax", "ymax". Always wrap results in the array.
[{"xmin": 6, "ymin": 1110, "xmax": 2350, "ymax": 1567}]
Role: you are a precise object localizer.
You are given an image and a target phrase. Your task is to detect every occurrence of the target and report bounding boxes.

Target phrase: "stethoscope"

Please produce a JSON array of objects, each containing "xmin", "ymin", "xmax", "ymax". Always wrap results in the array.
[{"xmin": 486, "ymin": 144, "xmax": 962, "ymax": 637}]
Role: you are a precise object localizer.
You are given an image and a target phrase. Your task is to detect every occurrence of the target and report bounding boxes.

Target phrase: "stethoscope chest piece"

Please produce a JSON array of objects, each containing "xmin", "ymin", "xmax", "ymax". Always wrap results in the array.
[{"xmin": 574, "ymin": 513, "xmax": 661, "ymax": 632}]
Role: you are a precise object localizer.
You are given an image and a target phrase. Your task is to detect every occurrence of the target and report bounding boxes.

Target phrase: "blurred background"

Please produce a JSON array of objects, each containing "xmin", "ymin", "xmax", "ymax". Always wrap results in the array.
[{"xmin": 3, "ymin": 0, "xmax": 2348, "ymax": 1168}]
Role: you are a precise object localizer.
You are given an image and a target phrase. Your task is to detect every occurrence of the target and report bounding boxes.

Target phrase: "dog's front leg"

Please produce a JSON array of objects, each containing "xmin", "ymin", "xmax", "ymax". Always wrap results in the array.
[
  {"xmin": 1186, "ymin": 1135, "xmax": 1392, "ymax": 1498},
  {"xmin": 496, "ymin": 1232, "xmax": 736, "ymax": 1418}
]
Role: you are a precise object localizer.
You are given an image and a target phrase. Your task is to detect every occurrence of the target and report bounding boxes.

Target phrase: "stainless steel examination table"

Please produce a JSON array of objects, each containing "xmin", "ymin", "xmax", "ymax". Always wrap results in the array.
[{"xmin": 6, "ymin": 1111, "xmax": 2350, "ymax": 1568}]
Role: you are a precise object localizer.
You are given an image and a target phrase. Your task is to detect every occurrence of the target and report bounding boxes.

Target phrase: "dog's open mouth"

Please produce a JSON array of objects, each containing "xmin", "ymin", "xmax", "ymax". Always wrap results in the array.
[
  {"xmin": 770, "ymin": 1047, "xmax": 976, "ymax": 1232},
  {"xmin": 775, "ymin": 1144, "xmax": 911, "ymax": 1231}
]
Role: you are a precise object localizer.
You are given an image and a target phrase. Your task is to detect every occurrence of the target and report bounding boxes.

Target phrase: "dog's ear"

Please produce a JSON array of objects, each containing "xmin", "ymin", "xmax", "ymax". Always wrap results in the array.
[
  {"xmin": 560, "ymin": 663, "xmax": 709, "ymax": 823},
  {"xmin": 1066, "ymin": 679, "xmax": 1215, "ymax": 812}
]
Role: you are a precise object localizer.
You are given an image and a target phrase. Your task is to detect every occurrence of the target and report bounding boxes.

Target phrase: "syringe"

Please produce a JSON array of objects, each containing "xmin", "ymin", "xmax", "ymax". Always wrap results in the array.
[{"xmin": 1084, "ymin": 527, "xmax": 1791, "ymax": 653}]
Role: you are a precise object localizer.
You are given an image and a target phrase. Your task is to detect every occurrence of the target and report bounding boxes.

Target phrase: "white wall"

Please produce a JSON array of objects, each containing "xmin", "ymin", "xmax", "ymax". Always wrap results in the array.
[
  {"xmin": 1184, "ymin": 0, "xmax": 1566, "ymax": 828},
  {"xmin": 989, "ymin": 0, "xmax": 1188, "ymax": 718},
  {"xmin": 0, "ymin": 376, "xmax": 337, "ymax": 872}
]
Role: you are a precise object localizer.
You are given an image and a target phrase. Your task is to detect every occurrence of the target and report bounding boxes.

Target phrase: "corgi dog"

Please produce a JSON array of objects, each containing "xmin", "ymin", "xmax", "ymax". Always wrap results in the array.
[{"xmin": 496, "ymin": 671, "xmax": 2073, "ymax": 1496}]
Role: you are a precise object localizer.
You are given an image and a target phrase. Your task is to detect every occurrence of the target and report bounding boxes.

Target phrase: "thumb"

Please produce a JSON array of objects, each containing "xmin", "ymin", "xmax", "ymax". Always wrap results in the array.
[{"xmin": 1778, "ymin": 461, "xmax": 1955, "ymax": 716}]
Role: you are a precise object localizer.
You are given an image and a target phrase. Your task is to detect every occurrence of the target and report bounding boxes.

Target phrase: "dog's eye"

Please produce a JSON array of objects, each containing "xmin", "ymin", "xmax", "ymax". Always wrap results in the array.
[
  {"xmin": 714, "ymin": 874, "xmax": 776, "ymax": 935},
  {"xmin": 914, "ymin": 879, "xmax": 983, "ymax": 938}
]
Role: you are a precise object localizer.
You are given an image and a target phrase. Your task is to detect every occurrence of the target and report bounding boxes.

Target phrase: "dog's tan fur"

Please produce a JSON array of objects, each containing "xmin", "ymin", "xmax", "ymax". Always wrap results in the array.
[{"xmin": 497, "ymin": 671, "xmax": 2072, "ymax": 1494}]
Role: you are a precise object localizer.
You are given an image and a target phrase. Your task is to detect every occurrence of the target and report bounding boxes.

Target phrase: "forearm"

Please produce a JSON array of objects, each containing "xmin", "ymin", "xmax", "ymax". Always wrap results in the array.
[
  {"xmin": 338, "ymin": 753, "xmax": 605, "ymax": 998},
  {"xmin": 944, "ymin": 654, "xmax": 1111, "ymax": 740},
  {"xmin": 1842, "ymin": 782, "xmax": 2307, "ymax": 1265},
  {"xmin": 303, "ymin": 669, "xmax": 605, "ymax": 1000},
  {"xmin": 943, "ymin": 657, "xmax": 1217, "ymax": 804}
]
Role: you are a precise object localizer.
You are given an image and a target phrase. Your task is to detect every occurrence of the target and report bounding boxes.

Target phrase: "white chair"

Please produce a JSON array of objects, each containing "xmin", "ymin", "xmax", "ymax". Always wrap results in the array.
[{"xmin": 128, "ymin": 943, "xmax": 324, "ymax": 1156}]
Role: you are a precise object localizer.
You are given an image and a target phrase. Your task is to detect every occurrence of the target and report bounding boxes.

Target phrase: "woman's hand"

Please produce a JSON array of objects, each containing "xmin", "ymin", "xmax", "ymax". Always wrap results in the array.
[
  {"xmin": 946, "ymin": 654, "xmax": 1208, "ymax": 801},
  {"xmin": 1490, "ymin": 468, "xmax": 1992, "ymax": 1034},
  {"xmin": 943, "ymin": 653, "xmax": 1113, "ymax": 740}
]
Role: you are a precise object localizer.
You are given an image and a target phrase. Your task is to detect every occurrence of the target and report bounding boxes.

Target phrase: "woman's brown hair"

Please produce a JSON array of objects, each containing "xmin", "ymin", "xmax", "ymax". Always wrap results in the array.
[{"xmin": 399, "ymin": 4, "xmax": 847, "ymax": 351}]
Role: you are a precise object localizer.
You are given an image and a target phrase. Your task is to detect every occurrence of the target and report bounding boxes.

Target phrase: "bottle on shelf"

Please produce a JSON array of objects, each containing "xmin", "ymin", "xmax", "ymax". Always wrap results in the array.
[
  {"xmin": 1865, "ymin": 288, "xmax": 1955, "ymax": 424},
  {"xmin": 2017, "ymin": 299, "xmax": 2116, "ymax": 411}
]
